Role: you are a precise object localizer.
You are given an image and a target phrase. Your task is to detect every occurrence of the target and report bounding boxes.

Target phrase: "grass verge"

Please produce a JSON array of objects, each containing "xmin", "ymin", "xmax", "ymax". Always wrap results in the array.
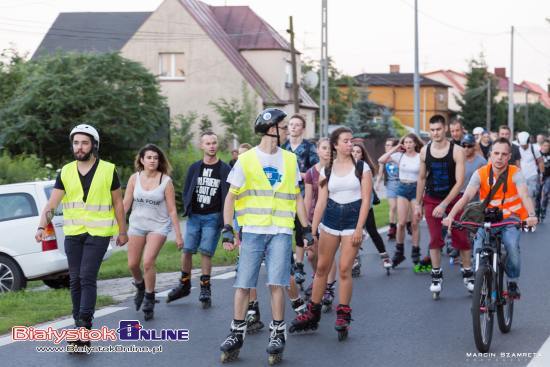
[{"xmin": 0, "ymin": 289, "xmax": 113, "ymax": 334}]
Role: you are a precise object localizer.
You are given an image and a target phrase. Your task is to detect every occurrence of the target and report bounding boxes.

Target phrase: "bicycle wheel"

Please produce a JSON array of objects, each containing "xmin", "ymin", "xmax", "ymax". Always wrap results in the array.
[
  {"xmin": 472, "ymin": 265, "xmax": 494, "ymax": 352},
  {"xmin": 496, "ymin": 265, "xmax": 514, "ymax": 333}
]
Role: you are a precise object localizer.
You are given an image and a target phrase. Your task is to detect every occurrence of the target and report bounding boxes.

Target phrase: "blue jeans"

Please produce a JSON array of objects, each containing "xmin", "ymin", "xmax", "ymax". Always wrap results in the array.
[
  {"xmin": 473, "ymin": 221, "xmax": 521, "ymax": 279},
  {"xmin": 64, "ymin": 233, "xmax": 110, "ymax": 320},
  {"xmin": 234, "ymin": 233, "xmax": 292, "ymax": 288},
  {"xmin": 184, "ymin": 212, "xmax": 222, "ymax": 257}
]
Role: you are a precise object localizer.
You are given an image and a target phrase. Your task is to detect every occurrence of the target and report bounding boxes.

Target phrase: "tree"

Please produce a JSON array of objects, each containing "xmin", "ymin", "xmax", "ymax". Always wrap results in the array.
[
  {"xmin": 512, "ymin": 102, "xmax": 550, "ymax": 135},
  {"xmin": 457, "ymin": 54, "xmax": 499, "ymax": 131},
  {"xmin": 0, "ymin": 52, "xmax": 169, "ymax": 166},
  {"xmin": 0, "ymin": 48, "xmax": 27, "ymax": 110},
  {"xmin": 209, "ymin": 84, "xmax": 259, "ymax": 146},
  {"xmin": 344, "ymin": 91, "xmax": 395, "ymax": 138},
  {"xmin": 170, "ymin": 112, "xmax": 196, "ymax": 150},
  {"xmin": 302, "ymin": 57, "xmax": 358, "ymax": 125},
  {"xmin": 199, "ymin": 114, "xmax": 213, "ymax": 134}
]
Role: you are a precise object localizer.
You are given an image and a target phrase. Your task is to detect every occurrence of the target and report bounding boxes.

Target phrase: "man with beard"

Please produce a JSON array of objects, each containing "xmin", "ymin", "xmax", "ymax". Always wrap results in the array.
[
  {"xmin": 449, "ymin": 119, "xmax": 465, "ymax": 146},
  {"xmin": 35, "ymin": 124, "xmax": 127, "ymax": 350}
]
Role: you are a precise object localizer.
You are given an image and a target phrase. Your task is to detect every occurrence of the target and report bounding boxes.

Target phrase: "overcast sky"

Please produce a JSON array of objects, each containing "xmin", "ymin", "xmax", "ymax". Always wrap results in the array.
[{"xmin": 1, "ymin": 0, "xmax": 549, "ymax": 88}]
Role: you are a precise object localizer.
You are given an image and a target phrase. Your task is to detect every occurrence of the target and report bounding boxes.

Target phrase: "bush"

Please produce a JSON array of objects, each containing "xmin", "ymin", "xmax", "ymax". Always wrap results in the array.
[
  {"xmin": 168, "ymin": 146, "xmax": 203, "ymax": 212},
  {"xmin": 0, "ymin": 153, "xmax": 56, "ymax": 184}
]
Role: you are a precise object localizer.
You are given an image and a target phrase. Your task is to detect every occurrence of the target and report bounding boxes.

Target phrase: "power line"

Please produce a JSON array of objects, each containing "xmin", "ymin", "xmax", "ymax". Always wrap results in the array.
[{"xmin": 515, "ymin": 30, "xmax": 550, "ymax": 60}]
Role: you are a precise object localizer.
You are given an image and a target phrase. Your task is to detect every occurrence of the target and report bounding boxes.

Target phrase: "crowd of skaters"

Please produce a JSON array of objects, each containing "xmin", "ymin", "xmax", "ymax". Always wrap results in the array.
[{"xmin": 34, "ymin": 111, "xmax": 549, "ymax": 361}]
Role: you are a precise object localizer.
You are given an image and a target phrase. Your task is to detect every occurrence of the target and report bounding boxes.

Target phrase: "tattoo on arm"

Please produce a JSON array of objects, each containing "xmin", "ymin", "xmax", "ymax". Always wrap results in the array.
[{"xmin": 45, "ymin": 208, "xmax": 55, "ymax": 225}]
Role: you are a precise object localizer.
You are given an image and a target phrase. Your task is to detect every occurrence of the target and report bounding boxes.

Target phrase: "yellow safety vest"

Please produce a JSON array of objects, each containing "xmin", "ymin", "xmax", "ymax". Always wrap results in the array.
[
  {"xmin": 60, "ymin": 160, "xmax": 118, "ymax": 236},
  {"xmin": 233, "ymin": 148, "xmax": 299, "ymax": 228}
]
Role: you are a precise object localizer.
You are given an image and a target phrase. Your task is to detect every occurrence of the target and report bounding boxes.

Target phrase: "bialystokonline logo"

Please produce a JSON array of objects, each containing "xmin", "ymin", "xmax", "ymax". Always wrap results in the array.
[{"xmin": 12, "ymin": 320, "xmax": 189, "ymax": 344}]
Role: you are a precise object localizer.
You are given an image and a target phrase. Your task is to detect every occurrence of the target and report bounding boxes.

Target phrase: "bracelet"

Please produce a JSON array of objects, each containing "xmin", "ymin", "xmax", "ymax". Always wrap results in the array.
[{"xmin": 37, "ymin": 227, "xmax": 45, "ymax": 231}]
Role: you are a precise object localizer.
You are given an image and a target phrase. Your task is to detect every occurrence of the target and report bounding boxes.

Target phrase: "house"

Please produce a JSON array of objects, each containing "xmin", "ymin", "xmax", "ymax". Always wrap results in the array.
[
  {"xmin": 353, "ymin": 65, "xmax": 450, "ymax": 131},
  {"xmin": 491, "ymin": 67, "xmax": 537, "ymax": 105},
  {"xmin": 520, "ymin": 81, "xmax": 550, "ymax": 109},
  {"xmin": 33, "ymin": 0, "xmax": 318, "ymax": 140},
  {"xmin": 422, "ymin": 69, "xmax": 467, "ymax": 112}
]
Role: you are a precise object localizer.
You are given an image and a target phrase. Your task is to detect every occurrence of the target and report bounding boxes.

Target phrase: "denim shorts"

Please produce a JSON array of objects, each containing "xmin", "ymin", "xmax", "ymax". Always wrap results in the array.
[
  {"xmin": 396, "ymin": 181, "xmax": 417, "ymax": 201},
  {"xmin": 128, "ymin": 223, "xmax": 172, "ymax": 238},
  {"xmin": 234, "ymin": 232, "xmax": 292, "ymax": 288},
  {"xmin": 183, "ymin": 212, "xmax": 222, "ymax": 257},
  {"xmin": 386, "ymin": 180, "xmax": 399, "ymax": 199},
  {"xmin": 319, "ymin": 199, "xmax": 361, "ymax": 236}
]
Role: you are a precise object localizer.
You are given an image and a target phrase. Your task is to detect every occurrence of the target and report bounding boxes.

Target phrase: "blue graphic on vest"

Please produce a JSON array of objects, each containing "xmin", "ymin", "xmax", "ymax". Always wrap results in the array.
[
  {"xmin": 264, "ymin": 166, "xmax": 282, "ymax": 187},
  {"xmin": 430, "ymin": 161, "xmax": 451, "ymax": 192}
]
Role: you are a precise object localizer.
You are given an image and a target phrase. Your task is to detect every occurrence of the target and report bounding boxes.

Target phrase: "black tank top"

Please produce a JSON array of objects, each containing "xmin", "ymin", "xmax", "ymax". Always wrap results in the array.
[{"xmin": 425, "ymin": 142, "xmax": 456, "ymax": 199}]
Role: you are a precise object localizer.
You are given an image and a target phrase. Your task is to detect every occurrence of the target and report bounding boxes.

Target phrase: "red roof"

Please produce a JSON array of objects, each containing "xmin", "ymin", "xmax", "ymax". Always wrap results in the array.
[
  {"xmin": 495, "ymin": 76, "xmax": 525, "ymax": 93},
  {"xmin": 180, "ymin": 0, "xmax": 316, "ymax": 109},
  {"xmin": 209, "ymin": 6, "xmax": 291, "ymax": 52},
  {"xmin": 520, "ymin": 81, "xmax": 550, "ymax": 108},
  {"xmin": 423, "ymin": 69, "xmax": 466, "ymax": 93}
]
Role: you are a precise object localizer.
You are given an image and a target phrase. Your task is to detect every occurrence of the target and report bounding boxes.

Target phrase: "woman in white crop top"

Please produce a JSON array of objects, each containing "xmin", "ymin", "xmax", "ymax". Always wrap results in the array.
[
  {"xmin": 378, "ymin": 133, "xmax": 424, "ymax": 268},
  {"xmin": 123, "ymin": 144, "xmax": 183, "ymax": 320},
  {"xmin": 290, "ymin": 127, "xmax": 371, "ymax": 335}
]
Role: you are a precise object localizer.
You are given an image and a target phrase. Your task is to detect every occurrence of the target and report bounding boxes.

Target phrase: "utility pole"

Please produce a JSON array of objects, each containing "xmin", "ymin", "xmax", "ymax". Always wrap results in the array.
[
  {"xmin": 508, "ymin": 25, "xmax": 515, "ymax": 137},
  {"xmin": 525, "ymin": 90, "xmax": 529, "ymax": 127},
  {"xmin": 320, "ymin": 0, "xmax": 329, "ymax": 137},
  {"xmin": 486, "ymin": 78, "xmax": 491, "ymax": 131},
  {"xmin": 288, "ymin": 16, "xmax": 300, "ymax": 114},
  {"xmin": 413, "ymin": 0, "xmax": 420, "ymax": 134}
]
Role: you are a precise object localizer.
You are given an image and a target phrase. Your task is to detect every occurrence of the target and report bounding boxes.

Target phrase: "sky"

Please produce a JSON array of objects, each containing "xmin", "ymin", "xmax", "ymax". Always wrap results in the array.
[{"xmin": 1, "ymin": 0, "xmax": 549, "ymax": 88}]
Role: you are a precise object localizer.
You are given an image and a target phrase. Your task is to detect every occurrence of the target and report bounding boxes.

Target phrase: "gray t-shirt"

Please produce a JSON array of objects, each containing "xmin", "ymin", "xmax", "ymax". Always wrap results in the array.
[{"xmin": 462, "ymin": 155, "xmax": 487, "ymax": 193}]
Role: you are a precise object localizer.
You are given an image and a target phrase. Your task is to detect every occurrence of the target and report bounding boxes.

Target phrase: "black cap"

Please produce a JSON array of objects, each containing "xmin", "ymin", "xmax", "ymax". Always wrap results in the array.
[{"xmin": 254, "ymin": 108, "xmax": 287, "ymax": 135}]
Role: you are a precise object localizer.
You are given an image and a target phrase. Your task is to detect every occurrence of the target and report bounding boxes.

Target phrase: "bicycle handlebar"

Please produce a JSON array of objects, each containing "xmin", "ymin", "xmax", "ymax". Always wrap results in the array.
[{"xmin": 452, "ymin": 220, "xmax": 535, "ymax": 232}]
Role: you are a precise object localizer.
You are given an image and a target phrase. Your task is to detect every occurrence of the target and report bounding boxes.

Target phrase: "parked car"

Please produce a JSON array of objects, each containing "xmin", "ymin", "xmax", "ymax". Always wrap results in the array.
[{"xmin": 0, "ymin": 180, "xmax": 113, "ymax": 293}]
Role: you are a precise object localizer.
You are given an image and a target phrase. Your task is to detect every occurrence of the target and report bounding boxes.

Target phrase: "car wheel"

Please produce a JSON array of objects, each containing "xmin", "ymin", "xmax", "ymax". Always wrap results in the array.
[
  {"xmin": 43, "ymin": 275, "xmax": 70, "ymax": 289},
  {"xmin": 0, "ymin": 255, "xmax": 27, "ymax": 292}
]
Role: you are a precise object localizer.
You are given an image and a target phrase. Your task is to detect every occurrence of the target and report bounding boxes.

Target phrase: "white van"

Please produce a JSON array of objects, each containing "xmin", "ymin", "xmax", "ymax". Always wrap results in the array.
[{"xmin": 0, "ymin": 180, "xmax": 113, "ymax": 292}]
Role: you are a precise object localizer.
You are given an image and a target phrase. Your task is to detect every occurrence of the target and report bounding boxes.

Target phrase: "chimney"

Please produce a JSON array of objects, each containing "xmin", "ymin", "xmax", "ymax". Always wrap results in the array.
[
  {"xmin": 494, "ymin": 67, "xmax": 506, "ymax": 78},
  {"xmin": 389, "ymin": 64, "xmax": 400, "ymax": 74}
]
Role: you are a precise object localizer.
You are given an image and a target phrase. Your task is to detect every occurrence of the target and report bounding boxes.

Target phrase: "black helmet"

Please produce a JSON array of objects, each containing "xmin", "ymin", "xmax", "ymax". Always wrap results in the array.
[{"xmin": 254, "ymin": 108, "xmax": 287, "ymax": 135}]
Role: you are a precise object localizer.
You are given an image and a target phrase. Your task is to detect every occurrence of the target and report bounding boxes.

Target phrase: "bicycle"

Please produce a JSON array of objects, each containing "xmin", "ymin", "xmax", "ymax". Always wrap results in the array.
[{"xmin": 452, "ymin": 219, "xmax": 534, "ymax": 353}]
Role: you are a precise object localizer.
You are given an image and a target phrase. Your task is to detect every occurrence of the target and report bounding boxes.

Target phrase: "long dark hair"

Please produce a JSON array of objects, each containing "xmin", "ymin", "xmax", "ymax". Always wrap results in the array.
[
  {"xmin": 402, "ymin": 133, "xmax": 424, "ymax": 153},
  {"xmin": 320, "ymin": 127, "xmax": 353, "ymax": 188},
  {"xmin": 134, "ymin": 143, "xmax": 172, "ymax": 175},
  {"xmin": 353, "ymin": 142, "xmax": 378, "ymax": 176}
]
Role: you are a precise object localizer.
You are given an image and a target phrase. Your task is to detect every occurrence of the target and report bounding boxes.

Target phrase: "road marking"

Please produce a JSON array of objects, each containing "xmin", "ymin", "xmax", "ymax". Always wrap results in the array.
[
  {"xmin": 527, "ymin": 335, "xmax": 550, "ymax": 367},
  {"xmin": 212, "ymin": 271, "xmax": 236, "ymax": 280},
  {"xmin": 0, "ymin": 306, "xmax": 128, "ymax": 348},
  {"xmin": 156, "ymin": 286, "xmax": 196, "ymax": 298}
]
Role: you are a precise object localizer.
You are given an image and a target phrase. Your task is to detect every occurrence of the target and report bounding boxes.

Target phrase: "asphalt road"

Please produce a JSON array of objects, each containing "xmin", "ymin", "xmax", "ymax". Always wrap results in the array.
[{"xmin": 1, "ymin": 221, "xmax": 549, "ymax": 367}]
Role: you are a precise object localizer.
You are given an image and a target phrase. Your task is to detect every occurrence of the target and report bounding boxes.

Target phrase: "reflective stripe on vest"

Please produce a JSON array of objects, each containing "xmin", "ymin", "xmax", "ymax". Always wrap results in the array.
[
  {"xmin": 478, "ymin": 164, "xmax": 528, "ymax": 220},
  {"xmin": 234, "ymin": 148, "xmax": 298, "ymax": 228},
  {"xmin": 60, "ymin": 160, "xmax": 118, "ymax": 236}
]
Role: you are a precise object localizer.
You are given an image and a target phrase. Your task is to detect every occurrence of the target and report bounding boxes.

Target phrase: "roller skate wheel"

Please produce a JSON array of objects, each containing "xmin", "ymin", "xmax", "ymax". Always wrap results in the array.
[
  {"xmin": 268, "ymin": 353, "xmax": 283, "ymax": 365},
  {"xmin": 143, "ymin": 311, "xmax": 154, "ymax": 321},
  {"xmin": 432, "ymin": 292, "xmax": 440, "ymax": 300},
  {"xmin": 322, "ymin": 305, "xmax": 332, "ymax": 313},
  {"xmin": 201, "ymin": 300, "xmax": 211, "ymax": 309},
  {"xmin": 337, "ymin": 330, "xmax": 348, "ymax": 341},
  {"xmin": 220, "ymin": 349, "xmax": 240, "ymax": 363}
]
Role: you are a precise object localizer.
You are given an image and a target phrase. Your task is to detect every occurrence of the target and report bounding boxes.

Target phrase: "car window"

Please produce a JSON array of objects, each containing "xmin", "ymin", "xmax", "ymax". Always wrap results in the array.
[
  {"xmin": 0, "ymin": 193, "xmax": 38, "ymax": 222},
  {"xmin": 44, "ymin": 186, "xmax": 63, "ymax": 216}
]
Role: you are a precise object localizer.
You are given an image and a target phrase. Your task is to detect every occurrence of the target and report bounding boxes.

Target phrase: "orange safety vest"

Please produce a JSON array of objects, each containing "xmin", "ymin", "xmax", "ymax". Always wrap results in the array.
[{"xmin": 478, "ymin": 163, "xmax": 528, "ymax": 220}]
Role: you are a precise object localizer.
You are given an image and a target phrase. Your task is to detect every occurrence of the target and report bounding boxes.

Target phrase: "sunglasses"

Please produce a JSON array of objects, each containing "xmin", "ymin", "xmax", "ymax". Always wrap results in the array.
[{"xmin": 462, "ymin": 144, "xmax": 475, "ymax": 148}]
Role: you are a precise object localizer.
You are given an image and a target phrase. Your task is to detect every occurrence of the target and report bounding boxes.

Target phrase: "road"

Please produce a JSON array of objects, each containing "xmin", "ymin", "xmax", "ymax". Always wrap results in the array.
[{"xmin": 1, "ymin": 221, "xmax": 549, "ymax": 367}]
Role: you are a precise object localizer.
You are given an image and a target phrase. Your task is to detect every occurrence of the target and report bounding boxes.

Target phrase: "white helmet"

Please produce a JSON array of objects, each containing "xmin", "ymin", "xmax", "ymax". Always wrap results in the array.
[
  {"xmin": 472, "ymin": 127, "xmax": 484, "ymax": 135},
  {"xmin": 517, "ymin": 131, "xmax": 530, "ymax": 145},
  {"xmin": 69, "ymin": 124, "xmax": 100, "ymax": 149}
]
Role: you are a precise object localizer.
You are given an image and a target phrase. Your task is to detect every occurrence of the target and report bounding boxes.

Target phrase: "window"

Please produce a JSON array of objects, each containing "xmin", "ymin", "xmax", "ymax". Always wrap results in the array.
[
  {"xmin": 285, "ymin": 62, "xmax": 293, "ymax": 87},
  {"xmin": 0, "ymin": 193, "xmax": 38, "ymax": 222},
  {"xmin": 158, "ymin": 53, "xmax": 185, "ymax": 79}
]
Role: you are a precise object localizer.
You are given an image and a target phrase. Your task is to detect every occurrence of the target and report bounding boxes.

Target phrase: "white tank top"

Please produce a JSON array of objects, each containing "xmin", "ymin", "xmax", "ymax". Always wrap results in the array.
[
  {"xmin": 397, "ymin": 153, "xmax": 420, "ymax": 182},
  {"xmin": 129, "ymin": 172, "xmax": 171, "ymax": 231}
]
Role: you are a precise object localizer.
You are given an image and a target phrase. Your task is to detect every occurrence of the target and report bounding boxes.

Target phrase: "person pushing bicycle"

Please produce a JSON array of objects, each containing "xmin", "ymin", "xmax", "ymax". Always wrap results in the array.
[{"xmin": 443, "ymin": 138, "xmax": 538, "ymax": 299}]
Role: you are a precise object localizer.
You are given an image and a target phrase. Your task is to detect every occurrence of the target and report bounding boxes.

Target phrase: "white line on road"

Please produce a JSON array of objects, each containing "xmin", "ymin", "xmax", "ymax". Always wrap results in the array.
[
  {"xmin": 212, "ymin": 271, "xmax": 236, "ymax": 280},
  {"xmin": 0, "ymin": 306, "xmax": 128, "ymax": 348},
  {"xmin": 527, "ymin": 335, "xmax": 550, "ymax": 367}
]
